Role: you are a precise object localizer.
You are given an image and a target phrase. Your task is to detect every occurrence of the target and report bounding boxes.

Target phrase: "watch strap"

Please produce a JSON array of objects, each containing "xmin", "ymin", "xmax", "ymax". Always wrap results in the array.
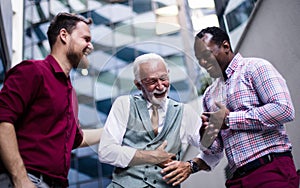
[{"xmin": 187, "ymin": 160, "xmax": 200, "ymax": 174}]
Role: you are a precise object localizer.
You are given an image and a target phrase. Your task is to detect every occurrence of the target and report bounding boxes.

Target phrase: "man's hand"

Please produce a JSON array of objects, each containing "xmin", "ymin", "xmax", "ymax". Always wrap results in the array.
[
  {"xmin": 204, "ymin": 101, "xmax": 229, "ymax": 130},
  {"xmin": 200, "ymin": 102, "xmax": 230, "ymax": 148},
  {"xmin": 153, "ymin": 141, "xmax": 176, "ymax": 165},
  {"xmin": 130, "ymin": 141, "xmax": 176, "ymax": 166},
  {"xmin": 13, "ymin": 176, "xmax": 36, "ymax": 188},
  {"xmin": 161, "ymin": 161, "xmax": 191, "ymax": 186},
  {"xmin": 161, "ymin": 158, "xmax": 211, "ymax": 186},
  {"xmin": 156, "ymin": 141, "xmax": 176, "ymax": 168}
]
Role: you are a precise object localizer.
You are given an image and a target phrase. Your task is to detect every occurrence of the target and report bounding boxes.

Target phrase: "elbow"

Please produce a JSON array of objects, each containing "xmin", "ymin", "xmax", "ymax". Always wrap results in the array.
[
  {"xmin": 281, "ymin": 103, "xmax": 295, "ymax": 122},
  {"xmin": 98, "ymin": 146, "xmax": 127, "ymax": 168},
  {"xmin": 98, "ymin": 146, "xmax": 109, "ymax": 163},
  {"xmin": 98, "ymin": 143, "xmax": 108, "ymax": 163}
]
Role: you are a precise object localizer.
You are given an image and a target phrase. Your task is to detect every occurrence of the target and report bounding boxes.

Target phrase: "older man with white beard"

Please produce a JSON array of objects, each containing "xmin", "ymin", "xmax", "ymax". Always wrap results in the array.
[{"xmin": 98, "ymin": 53, "xmax": 222, "ymax": 188}]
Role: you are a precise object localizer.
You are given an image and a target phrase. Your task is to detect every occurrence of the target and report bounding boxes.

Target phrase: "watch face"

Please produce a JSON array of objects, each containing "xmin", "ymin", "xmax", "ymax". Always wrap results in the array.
[
  {"xmin": 225, "ymin": 117, "xmax": 230, "ymax": 127},
  {"xmin": 192, "ymin": 161, "xmax": 200, "ymax": 172},
  {"xmin": 189, "ymin": 160, "xmax": 199, "ymax": 173}
]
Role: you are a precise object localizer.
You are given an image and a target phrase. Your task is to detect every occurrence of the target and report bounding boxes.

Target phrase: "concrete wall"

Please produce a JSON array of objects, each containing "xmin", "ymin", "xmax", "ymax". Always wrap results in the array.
[{"xmin": 237, "ymin": 0, "xmax": 300, "ymax": 170}]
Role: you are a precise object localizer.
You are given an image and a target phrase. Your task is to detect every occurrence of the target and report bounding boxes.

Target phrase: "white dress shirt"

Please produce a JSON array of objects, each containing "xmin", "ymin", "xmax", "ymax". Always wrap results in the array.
[{"xmin": 98, "ymin": 95, "xmax": 222, "ymax": 168}]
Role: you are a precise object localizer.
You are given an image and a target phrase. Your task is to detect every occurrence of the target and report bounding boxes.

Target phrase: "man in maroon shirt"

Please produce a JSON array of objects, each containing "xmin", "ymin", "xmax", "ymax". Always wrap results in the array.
[{"xmin": 0, "ymin": 12, "xmax": 102, "ymax": 188}]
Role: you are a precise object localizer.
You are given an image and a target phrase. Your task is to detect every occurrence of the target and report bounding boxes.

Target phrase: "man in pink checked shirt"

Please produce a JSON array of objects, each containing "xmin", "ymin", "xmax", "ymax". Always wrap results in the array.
[{"xmin": 194, "ymin": 26, "xmax": 299, "ymax": 188}]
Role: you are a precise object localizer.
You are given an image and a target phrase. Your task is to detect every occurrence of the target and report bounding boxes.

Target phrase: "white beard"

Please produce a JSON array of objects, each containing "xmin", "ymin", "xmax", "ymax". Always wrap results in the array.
[{"xmin": 148, "ymin": 87, "xmax": 168, "ymax": 106}]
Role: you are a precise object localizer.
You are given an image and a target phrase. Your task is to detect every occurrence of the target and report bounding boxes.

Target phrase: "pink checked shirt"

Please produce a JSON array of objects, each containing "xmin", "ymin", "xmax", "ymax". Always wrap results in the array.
[{"xmin": 202, "ymin": 53, "xmax": 295, "ymax": 174}]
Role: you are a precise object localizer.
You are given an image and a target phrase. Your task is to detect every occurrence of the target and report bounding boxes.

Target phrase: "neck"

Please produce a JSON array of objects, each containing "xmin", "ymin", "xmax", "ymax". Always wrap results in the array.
[
  {"xmin": 222, "ymin": 52, "xmax": 235, "ymax": 81},
  {"xmin": 50, "ymin": 51, "xmax": 72, "ymax": 77}
]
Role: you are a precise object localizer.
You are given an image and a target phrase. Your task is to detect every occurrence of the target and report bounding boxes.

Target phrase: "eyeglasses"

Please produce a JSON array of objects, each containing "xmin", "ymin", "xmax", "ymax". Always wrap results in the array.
[{"xmin": 141, "ymin": 74, "xmax": 169, "ymax": 86}]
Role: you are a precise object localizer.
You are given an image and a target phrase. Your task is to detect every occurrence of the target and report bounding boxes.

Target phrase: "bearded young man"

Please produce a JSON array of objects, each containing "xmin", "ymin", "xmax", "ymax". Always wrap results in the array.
[{"xmin": 0, "ymin": 12, "xmax": 102, "ymax": 188}]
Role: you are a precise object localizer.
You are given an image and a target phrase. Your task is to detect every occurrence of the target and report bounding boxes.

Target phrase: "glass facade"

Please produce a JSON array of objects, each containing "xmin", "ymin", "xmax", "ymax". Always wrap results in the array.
[
  {"xmin": 22, "ymin": 0, "xmax": 218, "ymax": 187},
  {"xmin": 223, "ymin": 0, "xmax": 258, "ymax": 50},
  {"xmin": 0, "ymin": 37, "xmax": 6, "ymax": 89},
  {"xmin": 0, "ymin": 2, "xmax": 9, "ymax": 90},
  {"xmin": 225, "ymin": 0, "xmax": 257, "ymax": 32}
]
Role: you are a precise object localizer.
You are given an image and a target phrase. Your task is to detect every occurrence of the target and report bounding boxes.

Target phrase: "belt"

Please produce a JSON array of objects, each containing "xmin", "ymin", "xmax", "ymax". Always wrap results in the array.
[
  {"xmin": 27, "ymin": 170, "xmax": 63, "ymax": 187},
  {"xmin": 233, "ymin": 151, "xmax": 292, "ymax": 179}
]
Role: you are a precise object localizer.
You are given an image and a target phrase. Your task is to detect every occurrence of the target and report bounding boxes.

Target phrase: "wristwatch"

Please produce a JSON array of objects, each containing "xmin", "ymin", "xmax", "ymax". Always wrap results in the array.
[
  {"xmin": 187, "ymin": 160, "xmax": 200, "ymax": 174},
  {"xmin": 225, "ymin": 116, "xmax": 230, "ymax": 127}
]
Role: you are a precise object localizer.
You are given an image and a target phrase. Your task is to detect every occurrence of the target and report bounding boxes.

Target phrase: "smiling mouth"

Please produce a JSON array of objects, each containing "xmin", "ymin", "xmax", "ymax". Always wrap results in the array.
[
  {"xmin": 83, "ymin": 48, "xmax": 92, "ymax": 56},
  {"xmin": 153, "ymin": 90, "xmax": 167, "ymax": 98}
]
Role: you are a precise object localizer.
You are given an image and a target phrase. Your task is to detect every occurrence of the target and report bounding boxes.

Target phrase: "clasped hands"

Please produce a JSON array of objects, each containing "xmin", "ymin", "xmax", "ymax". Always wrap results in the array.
[
  {"xmin": 153, "ymin": 142, "xmax": 198, "ymax": 186},
  {"xmin": 200, "ymin": 101, "xmax": 230, "ymax": 148},
  {"xmin": 152, "ymin": 102, "xmax": 230, "ymax": 186}
]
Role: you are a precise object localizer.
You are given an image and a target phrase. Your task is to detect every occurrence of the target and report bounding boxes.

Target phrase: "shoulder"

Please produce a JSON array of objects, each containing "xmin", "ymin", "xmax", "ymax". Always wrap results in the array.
[
  {"xmin": 6, "ymin": 59, "xmax": 46, "ymax": 79},
  {"xmin": 110, "ymin": 95, "xmax": 131, "ymax": 114},
  {"xmin": 243, "ymin": 57, "xmax": 274, "ymax": 71},
  {"xmin": 113, "ymin": 95, "xmax": 130, "ymax": 106}
]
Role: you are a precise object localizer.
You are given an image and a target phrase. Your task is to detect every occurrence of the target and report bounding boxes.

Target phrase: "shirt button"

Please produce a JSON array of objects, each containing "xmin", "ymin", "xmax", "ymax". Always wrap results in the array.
[
  {"xmin": 145, "ymin": 165, "xmax": 149, "ymax": 168},
  {"xmin": 154, "ymin": 166, "xmax": 158, "ymax": 170}
]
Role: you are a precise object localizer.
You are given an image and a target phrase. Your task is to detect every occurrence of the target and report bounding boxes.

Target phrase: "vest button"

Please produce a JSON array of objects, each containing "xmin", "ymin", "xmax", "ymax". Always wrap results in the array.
[
  {"xmin": 154, "ymin": 166, "xmax": 158, "ymax": 170},
  {"xmin": 144, "ymin": 177, "xmax": 148, "ymax": 181},
  {"xmin": 145, "ymin": 165, "xmax": 149, "ymax": 168},
  {"xmin": 153, "ymin": 180, "xmax": 157, "ymax": 184}
]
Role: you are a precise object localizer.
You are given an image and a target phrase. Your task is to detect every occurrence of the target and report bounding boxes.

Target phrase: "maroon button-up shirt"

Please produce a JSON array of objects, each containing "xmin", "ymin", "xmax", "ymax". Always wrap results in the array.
[{"xmin": 0, "ymin": 55, "xmax": 83, "ymax": 186}]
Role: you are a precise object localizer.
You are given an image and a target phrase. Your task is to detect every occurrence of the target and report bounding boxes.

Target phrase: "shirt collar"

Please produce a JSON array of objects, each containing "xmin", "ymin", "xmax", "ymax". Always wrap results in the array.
[
  {"xmin": 225, "ymin": 53, "xmax": 243, "ymax": 79},
  {"xmin": 45, "ymin": 55, "xmax": 65, "ymax": 75},
  {"xmin": 147, "ymin": 98, "xmax": 168, "ymax": 112}
]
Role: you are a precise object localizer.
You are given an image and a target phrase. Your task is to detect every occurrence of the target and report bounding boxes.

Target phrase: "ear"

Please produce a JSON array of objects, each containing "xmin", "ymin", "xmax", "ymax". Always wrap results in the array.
[
  {"xmin": 134, "ymin": 80, "xmax": 142, "ymax": 90},
  {"xmin": 222, "ymin": 40, "xmax": 231, "ymax": 54},
  {"xmin": 59, "ymin": 28, "xmax": 68, "ymax": 45}
]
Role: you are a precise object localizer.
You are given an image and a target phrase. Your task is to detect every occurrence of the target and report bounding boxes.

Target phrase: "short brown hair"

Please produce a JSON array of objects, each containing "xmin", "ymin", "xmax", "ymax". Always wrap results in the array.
[{"xmin": 47, "ymin": 12, "xmax": 92, "ymax": 49}]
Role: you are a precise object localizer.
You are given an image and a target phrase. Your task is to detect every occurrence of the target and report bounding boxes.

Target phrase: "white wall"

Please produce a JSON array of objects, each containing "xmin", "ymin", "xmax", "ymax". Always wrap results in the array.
[{"xmin": 11, "ymin": 0, "xmax": 24, "ymax": 67}]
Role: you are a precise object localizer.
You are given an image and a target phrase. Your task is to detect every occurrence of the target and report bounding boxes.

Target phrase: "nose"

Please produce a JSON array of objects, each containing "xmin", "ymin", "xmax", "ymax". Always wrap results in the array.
[
  {"xmin": 84, "ymin": 42, "xmax": 94, "ymax": 55},
  {"xmin": 155, "ymin": 79, "xmax": 164, "ymax": 90},
  {"xmin": 88, "ymin": 42, "xmax": 94, "ymax": 51}
]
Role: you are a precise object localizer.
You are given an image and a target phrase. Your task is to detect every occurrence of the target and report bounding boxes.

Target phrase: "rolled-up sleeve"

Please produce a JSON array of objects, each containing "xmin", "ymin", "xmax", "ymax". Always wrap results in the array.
[{"xmin": 98, "ymin": 96, "xmax": 136, "ymax": 168}]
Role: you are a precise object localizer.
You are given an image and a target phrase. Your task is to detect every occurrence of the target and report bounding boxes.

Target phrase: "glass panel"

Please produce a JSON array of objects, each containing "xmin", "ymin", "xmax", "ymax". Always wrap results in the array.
[
  {"xmin": 0, "ymin": 37, "xmax": 5, "ymax": 89},
  {"xmin": 225, "ymin": 0, "xmax": 255, "ymax": 32}
]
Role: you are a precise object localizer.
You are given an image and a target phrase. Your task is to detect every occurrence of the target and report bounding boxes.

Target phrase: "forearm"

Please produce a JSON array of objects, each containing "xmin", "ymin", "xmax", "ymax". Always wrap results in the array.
[
  {"xmin": 230, "ymin": 63, "xmax": 295, "ymax": 131},
  {"xmin": 228, "ymin": 102, "xmax": 294, "ymax": 131},
  {"xmin": 100, "ymin": 141, "xmax": 173, "ymax": 168},
  {"xmin": 129, "ymin": 150, "xmax": 162, "ymax": 166},
  {"xmin": 80, "ymin": 128, "xmax": 103, "ymax": 147},
  {"xmin": 129, "ymin": 141, "xmax": 175, "ymax": 167},
  {"xmin": 0, "ymin": 122, "xmax": 28, "ymax": 181}
]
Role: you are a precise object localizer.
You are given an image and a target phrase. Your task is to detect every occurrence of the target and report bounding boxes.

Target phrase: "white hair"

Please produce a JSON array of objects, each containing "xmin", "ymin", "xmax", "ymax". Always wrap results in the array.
[{"xmin": 133, "ymin": 53, "xmax": 168, "ymax": 81}]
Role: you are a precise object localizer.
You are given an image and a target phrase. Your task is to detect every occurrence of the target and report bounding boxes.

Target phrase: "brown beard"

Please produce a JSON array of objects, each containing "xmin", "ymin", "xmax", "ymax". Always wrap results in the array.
[{"xmin": 66, "ymin": 44, "xmax": 82, "ymax": 68}]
